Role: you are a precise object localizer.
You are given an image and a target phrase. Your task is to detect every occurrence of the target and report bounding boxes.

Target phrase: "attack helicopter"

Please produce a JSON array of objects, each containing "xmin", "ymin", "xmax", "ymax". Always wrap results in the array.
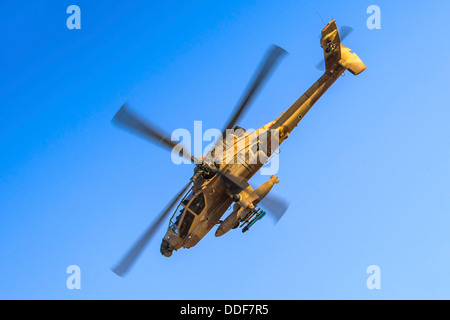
[{"xmin": 111, "ymin": 20, "xmax": 366, "ymax": 277}]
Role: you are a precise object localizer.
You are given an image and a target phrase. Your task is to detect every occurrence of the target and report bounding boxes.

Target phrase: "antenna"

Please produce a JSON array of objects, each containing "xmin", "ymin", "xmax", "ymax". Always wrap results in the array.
[{"xmin": 316, "ymin": 11, "xmax": 326, "ymax": 25}]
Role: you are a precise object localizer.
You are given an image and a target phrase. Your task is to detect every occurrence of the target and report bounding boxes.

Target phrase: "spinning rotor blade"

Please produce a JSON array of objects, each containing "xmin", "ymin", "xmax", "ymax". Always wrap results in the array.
[
  {"xmin": 315, "ymin": 61, "xmax": 325, "ymax": 72},
  {"xmin": 259, "ymin": 193, "xmax": 289, "ymax": 223},
  {"xmin": 315, "ymin": 25, "xmax": 354, "ymax": 71},
  {"xmin": 112, "ymin": 104, "xmax": 198, "ymax": 164},
  {"xmin": 111, "ymin": 181, "xmax": 192, "ymax": 277},
  {"xmin": 339, "ymin": 25, "xmax": 353, "ymax": 41},
  {"xmin": 207, "ymin": 165, "xmax": 250, "ymax": 194},
  {"xmin": 113, "ymin": 105, "xmax": 250, "ymax": 198},
  {"xmin": 221, "ymin": 45, "xmax": 287, "ymax": 133}
]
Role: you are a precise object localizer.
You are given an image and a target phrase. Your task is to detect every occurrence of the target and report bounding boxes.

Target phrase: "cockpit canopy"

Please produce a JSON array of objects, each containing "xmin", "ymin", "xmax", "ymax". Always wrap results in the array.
[{"xmin": 169, "ymin": 190, "xmax": 206, "ymax": 239}]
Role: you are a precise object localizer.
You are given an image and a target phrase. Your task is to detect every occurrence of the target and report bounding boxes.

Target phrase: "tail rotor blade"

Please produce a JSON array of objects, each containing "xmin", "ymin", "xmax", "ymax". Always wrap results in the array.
[
  {"xmin": 111, "ymin": 181, "xmax": 192, "ymax": 277},
  {"xmin": 316, "ymin": 25, "xmax": 354, "ymax": 71},
  {"xmin": 315, "ymin": 60, "xmax": 325, "ymax": 71},
  {"xmin": 339, "ymin": 25, "xmax": 353, "ymax": 41}
]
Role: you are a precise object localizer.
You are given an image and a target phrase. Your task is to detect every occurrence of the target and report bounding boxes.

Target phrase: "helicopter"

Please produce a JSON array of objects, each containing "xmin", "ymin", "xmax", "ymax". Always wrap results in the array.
[{"xmin": 111, "ymin": 20, "xmax": 366, "ymax": 277}]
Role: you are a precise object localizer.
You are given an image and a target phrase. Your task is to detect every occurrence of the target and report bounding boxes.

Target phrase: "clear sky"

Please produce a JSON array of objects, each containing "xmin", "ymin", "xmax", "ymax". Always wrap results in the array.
[{"xmin": 1, "ymin": 0, "xmax": 449, "ymax": 299}]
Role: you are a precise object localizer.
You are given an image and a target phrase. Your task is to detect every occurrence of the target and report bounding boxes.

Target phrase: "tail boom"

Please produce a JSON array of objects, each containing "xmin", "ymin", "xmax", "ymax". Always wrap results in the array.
[{"xmin": 271, "ymin": 19, "xmax": 366, "ymax": 136}]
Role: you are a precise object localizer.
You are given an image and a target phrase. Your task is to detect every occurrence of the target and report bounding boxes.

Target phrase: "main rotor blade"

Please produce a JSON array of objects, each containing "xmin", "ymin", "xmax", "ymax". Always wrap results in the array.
[
  {"xmin": 112, "ymin": 104, "xmax": 198, "ymax": 164},
  {"xmin": 258, "ymin": 193, "xmax": 289, "ymax": 223},
  {"xmin": 221, "ymin": 45, "xmax": 287, "ymax": 133},
  {"xmin": 111, "ymin": 181, "xmax": 192, "ymax": 277},
  {"xmin": 203, "ymin": 163, "xmax": 251, "ymax": 194}
]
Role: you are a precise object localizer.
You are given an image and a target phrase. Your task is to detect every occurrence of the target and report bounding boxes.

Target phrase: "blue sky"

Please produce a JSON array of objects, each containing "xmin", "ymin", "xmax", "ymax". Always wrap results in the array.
[{"xmin": 1, "ymin": 0, "xmax": 449, "ymax": 299}]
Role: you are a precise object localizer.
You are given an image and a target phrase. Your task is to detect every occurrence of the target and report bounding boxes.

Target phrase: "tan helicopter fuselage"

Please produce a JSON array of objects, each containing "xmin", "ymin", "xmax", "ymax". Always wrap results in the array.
[{"xmin": 160, "ymin": 19, "xmax": 366, "ymax": 257}]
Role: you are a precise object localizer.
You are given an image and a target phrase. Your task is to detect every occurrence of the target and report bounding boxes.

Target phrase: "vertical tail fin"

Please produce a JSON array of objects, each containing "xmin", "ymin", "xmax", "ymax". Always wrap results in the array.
[{"xmin": 321, "ymin": 20, "xmax": 366, "ymax": 75}]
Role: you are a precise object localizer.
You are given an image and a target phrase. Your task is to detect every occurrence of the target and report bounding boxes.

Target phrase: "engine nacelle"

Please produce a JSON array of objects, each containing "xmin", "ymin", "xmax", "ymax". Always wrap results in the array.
[{"xmin": 253, "ymin": 175, "xmax": 279, "ymax": 206}]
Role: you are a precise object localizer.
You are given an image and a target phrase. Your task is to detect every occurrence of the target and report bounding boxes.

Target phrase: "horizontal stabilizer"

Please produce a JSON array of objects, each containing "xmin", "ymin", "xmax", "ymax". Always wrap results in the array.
[{"xmin": 338, "ymin": 45, "xmax": 366, "ymax": 75}]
